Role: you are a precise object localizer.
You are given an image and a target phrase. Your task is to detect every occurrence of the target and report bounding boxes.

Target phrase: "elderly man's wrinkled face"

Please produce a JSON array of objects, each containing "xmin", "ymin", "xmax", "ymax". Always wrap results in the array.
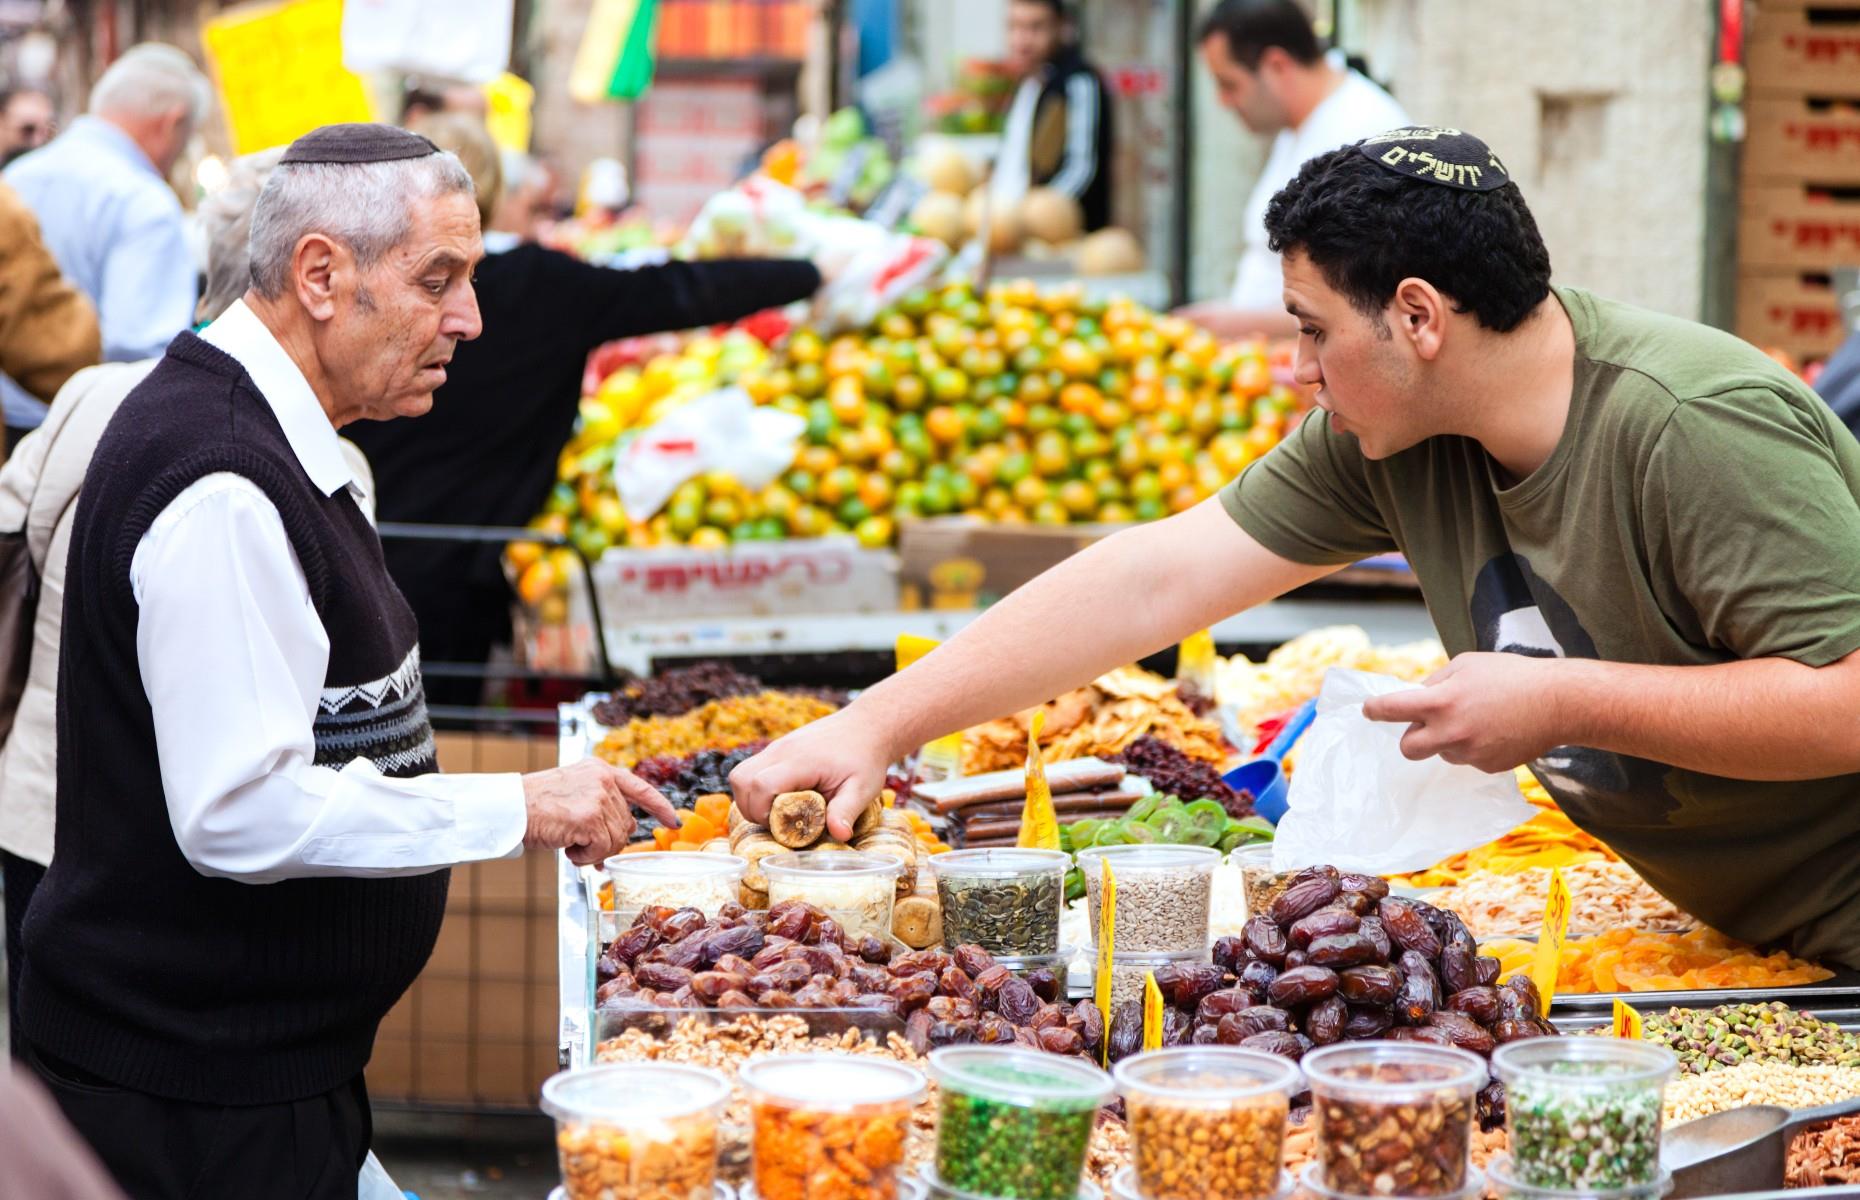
[{"xmin": 327, "ymin": 190, "xmax": 483, "ymax": 421}]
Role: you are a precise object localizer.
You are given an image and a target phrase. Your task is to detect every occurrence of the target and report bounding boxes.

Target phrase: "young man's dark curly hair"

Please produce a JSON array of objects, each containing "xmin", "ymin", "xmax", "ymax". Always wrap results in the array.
[{"xmin": 1264, "ymin": 143, "xmax": 1553, "ymax": 333}]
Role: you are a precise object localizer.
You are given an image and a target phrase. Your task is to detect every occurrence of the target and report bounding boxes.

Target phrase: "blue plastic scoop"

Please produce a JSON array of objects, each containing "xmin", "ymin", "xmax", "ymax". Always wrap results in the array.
[{"xmin": 1223, "ymin": 697, "xmax": 1318, "ymax": 825}]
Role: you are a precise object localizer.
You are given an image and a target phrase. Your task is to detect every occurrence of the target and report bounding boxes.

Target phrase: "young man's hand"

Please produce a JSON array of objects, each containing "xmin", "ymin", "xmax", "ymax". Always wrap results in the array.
[{"xmin": 1362, "ymin": 652, "xmax": 1564, "ymax": 773}]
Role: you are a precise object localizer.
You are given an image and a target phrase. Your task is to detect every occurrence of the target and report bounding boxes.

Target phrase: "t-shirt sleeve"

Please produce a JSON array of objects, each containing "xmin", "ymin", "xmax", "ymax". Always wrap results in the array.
[
  {"xmin": 1218, "ymin": 408, "xmax": 1396, "ymax": 565},
  {"xmin": 1643, "ymin": 388, "xmax": 1860, "ymax": 666}
]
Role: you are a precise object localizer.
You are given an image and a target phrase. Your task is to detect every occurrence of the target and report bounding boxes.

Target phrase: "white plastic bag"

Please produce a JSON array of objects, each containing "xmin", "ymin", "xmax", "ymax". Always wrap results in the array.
[
  {"xmin": 612, "ymin": 388, "xmax": 805, "ymax": 520},
  {"xmin": 1271, "ymin": 668, "xmax": 1535, "ymax": 875},
  {"xmin": 341, "ymin": 0, "xmax": 513, "ymax": 83}
]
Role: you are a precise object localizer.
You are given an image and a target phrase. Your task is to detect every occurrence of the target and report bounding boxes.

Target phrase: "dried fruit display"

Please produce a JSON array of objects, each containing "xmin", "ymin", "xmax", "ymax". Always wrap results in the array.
[
  {"xmin": 1385, "ymin": 770, "xmax": 1620, "ymax": 888},
  {"xmin": 1668, "ymin": 1061, "xmax": 1860, "ymax": 1123},
  {"xmin": 596, "ymin": 693, "xmax": 837, "ymax": 768},
  {"xmin": 1481, "ymin": 929, "xmax": 1835, "ymax": 994},
  {"xmin": 1424, "ymin": 861, "xmax": 1695, "ymax": 939},
  {"xmin": 1214, "ymin": 626, "xmax": 1447, "ymax": 746},
  {"xmin": 594, "ymin": 663, "xmax": 770, "ymax": 725},
  {"xmin": 962, "ymin": 668, "xmax": 1227, "ymax": 775},
  {"xmin": 743, "ymin": 1054, "xmax": 921, "ymax": 1200},
  {"xmin": 632, "ymin": 744, "xmax": 769, "ymax": 812},
  {"xmin": 1788, "ymin": 1115, "xmax": 1860, "ymax": 1187},
  {"xmin": 1106, "ymin": 736, "xmax": 1251, "ymax": 818},
  {"xmin": 1642, "ymin": 1002, "xmax": 1860, "ymax": 1074}
]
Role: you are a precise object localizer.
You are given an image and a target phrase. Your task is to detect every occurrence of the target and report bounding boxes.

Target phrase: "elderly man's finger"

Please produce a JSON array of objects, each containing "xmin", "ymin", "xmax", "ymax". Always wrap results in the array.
[
  {"xmin": 611, "ymin": 766, "xmax": 682, "ymax": 829},
  {"xmin": 1362, "ymin": 688, "xmax": 1439, "ymax": 724}
]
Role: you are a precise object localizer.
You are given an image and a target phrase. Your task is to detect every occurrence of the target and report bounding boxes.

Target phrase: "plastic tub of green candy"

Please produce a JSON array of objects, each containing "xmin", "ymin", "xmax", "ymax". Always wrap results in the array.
[
  {"xmin": 927, "ymin": 1046, "xmax": 1114, "ymax": 1200},
  {"xmin": 1483, "ymin": 1154, "xmax": 1672, "ymax": 1200},
  {"xmin": 1492, "ymin": 1039, "xmax": 1678, "ymax": 1192}
]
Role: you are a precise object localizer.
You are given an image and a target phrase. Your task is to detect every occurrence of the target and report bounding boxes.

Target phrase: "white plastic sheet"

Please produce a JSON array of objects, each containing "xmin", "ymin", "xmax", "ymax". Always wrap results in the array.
[
  {"xmin": 612, "ymin": 388, "xmax": 805, "ymax": 520},
  {"xmin": 1271, "ymin": 668, "xmax": 1535, "ymax": 875},
  {"xmin": 341, "ymin": 0, "xmax": 513, "ymax": 84}
]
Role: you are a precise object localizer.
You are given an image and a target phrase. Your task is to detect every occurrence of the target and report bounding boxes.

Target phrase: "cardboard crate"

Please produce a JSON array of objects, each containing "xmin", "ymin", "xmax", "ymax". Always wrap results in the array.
[
  {"xmin": 1748, "ymin": 11, "xmax": 1860, "ymax": 96},
  {"xmin": 896, "ymin": 517, "xmax": 1130, "ymax": 606},
  {"xmin": 1737, "ymin": 268, "xmax": 1852, "ymax": 361},
  {"xmin": 583, "ymin": 536, "xmax": 898, "ymax": 623},
  {"xmin": 1743, "ymin": 98, "xmax": 1860, "ymax": 185},
  {"xmin": 1740, "ymin": 184, "xmax": 1860, "ymax": 268}
]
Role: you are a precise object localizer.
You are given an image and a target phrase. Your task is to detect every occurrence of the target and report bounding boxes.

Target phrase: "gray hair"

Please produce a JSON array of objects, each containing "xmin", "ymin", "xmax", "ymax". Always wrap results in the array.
[
  {"xmin": 246, "ymin": 151, "xmax": 475, "ymax": 299},
  {"xmin": 89, "ymin": 43, "xmax": 212, "ymax": 130},
  {"xmin": 197, "ymin": 147, "xmax": 285, "ymax": 324}
]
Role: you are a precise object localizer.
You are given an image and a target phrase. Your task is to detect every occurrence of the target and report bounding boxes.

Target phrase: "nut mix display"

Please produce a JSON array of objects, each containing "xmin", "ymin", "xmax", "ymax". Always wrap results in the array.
[
  {"xmin": 1303, "ymin": 1043, "xmax": 1487, "ymax": 1198},
  {"xmin": 929, "ymin": 1046, "xmax": 1114, "ymax": 1200},
  {"xmin": 1642, "ymin": 1000, "xmax": 1860, "ymax": 1074},
  {"xmin": 1491, "ymin": 1039, "xmax": 1675, "ymax": 1191},
  {"xmin": 743, "ymin": 1053, "xmax": 924, "ymax": 1200},
  {"xmin": 1113, "ymin": 1047, "xmax": 1298, "ymax": 1200},
  {"xmin": 541, "ymin": 1062, "xmax": 731, "ymax": 1200}
]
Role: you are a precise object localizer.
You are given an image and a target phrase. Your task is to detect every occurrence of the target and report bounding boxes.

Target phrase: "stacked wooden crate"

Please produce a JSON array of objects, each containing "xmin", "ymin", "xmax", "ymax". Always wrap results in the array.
[{"xmin": 1739, "ymin": 0, "xmax": 1860, "ymax": 362}]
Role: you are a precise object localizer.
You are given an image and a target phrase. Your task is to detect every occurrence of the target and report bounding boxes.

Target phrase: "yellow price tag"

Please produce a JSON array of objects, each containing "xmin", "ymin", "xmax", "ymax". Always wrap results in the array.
[
  {"xmin": 895, "ymin": 635, "xmax": 962, "ymax": 781},
  {"xmin": 1142, "ymin": 972, "xmax": 1165, "ymax": 1051},
  {"xmin": 1531, "ymin": 867, "xmax": 1572, "ymax": 1011},
  {"xmin": 1177, "ymin": 628, "xmax": 1216, "ymax": 694},
  {"xmin": 1612, "ymin": 999, "xmax": 1644, "ymax": 1041},
  {"xmin": 1018, "ymin": 710, "xmax": 1059, "ymax": 851},
  {"xmin": 1096, "ymin": 858, "xmax": 1116, "ymax": 1066},
  {"xmin": 202, "ymin": 0, "xmax": 375, "ymax": 155}
]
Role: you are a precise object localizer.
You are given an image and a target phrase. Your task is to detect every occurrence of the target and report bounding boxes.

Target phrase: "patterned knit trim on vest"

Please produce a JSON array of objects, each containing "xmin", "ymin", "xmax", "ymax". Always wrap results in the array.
[{"xmin": 313, "ymin": 646, "xmax": 437, "ymax": 774}]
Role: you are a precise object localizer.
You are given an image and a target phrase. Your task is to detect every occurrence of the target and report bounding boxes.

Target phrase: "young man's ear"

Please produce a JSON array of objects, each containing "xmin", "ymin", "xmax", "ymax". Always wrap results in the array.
[{"xmin": 1391, "ymin": 277, "xmax": 1447, "ymax": 360}]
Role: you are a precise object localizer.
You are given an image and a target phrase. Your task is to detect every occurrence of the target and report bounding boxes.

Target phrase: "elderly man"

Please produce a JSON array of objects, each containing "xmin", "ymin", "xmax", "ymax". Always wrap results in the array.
[
  {"xmin": 1, "ymin": 44, "xmax": 207, "ymax": 436},
  {"xmin": 16, "ymin": 123, "xmax": 676, "ymax": 1199}
]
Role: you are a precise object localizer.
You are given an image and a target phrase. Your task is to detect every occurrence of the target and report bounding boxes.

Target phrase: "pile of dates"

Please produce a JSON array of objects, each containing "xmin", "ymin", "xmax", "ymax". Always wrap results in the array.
[
  {"xmin": 1108, "ymin": 864, "xmax": 1558, "ymax": 1129},
  {"xmin": 596, "ymin": 899, "xmax": 1106, "ymax": 1060}
]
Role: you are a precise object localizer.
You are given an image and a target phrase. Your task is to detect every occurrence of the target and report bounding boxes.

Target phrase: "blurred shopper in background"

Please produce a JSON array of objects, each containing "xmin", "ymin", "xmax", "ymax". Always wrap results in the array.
[
  {"xmin": 491, "ymin": 149, "xmax": 558, "ymax": 247},
  {"xmin": 1177, "ymin": 0, "xmax": 1407, "ymax": 338},
  {"xmin": 0, "ymin": 85, "xmax": 55, "ymax": 165},
  {"xmin": 990, "ymin": 0, "xmax": 1113, "ymax": 231},
  {"xmin": 346, "ymin": 114, "xmax": 822, "ymax": 705},
  {"xmin": 1819, "ymin": 327, "xmax": 1860, "ymax": 439},
  {"xmin": 0, "ymin": 182, "xmax": 100, "ymax": 457},
  {"xmin": 1, "ymin": 44, "xmax": 210, "ymax": 437}
]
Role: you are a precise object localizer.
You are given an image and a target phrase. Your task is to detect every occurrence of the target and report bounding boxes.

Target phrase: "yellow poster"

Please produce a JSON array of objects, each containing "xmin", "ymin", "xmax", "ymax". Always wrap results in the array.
[
  {"xmin": 483, "ymin": 72, "xmax": 534, "ymax": 154},
  {"xmin": 203, "ymin": 0, "xmax": 376, "ymax": 156}
]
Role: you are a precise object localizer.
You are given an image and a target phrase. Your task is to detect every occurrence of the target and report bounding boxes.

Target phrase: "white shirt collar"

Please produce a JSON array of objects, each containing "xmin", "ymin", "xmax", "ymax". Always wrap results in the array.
[{"xmin": 200, "ymin": 299, "xmax": 365, "ymax": 501}]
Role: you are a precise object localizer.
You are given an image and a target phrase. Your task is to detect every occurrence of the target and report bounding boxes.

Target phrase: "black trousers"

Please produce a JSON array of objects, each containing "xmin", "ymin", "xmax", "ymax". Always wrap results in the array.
[
  {"xmin": 24, "ymin": 1040, "xmax": 372, "ymax": 1200},
  {"xmin": 3, "ymin": 847, "xmax": 46, "ymax": 1059}
]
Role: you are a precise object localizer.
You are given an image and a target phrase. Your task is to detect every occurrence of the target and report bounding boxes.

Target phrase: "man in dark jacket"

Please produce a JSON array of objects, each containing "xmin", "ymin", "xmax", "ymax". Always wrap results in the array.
[{"xmin": 990, "ymin": 0, "xmax": 1114, "ymax": 231}]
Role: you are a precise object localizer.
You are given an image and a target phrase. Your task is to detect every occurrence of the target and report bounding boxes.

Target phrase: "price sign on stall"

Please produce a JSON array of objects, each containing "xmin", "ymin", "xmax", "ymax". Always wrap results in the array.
[
  {"xmin": 1096, "ymin": 859, "xmax": 1116, "ymax": 1066},
  {"xmin": 1142, "ymin": 972, "xmax": 1165, "ymax": 1051},
  {"xmin": 1176, "ymin": 629, "xmax": 1216, "ymax": 697},
  {"xmin": 203, "ymin": 0, "xmax": 375, "ymax": 155},
  {"xmin": 1019, "ymin": 710, "xmax": 1059, "ymax": 851},
  {"xmin": 1612, "ymin": 999, "xmax": 1644, "ymax": 1041},
  {"xmin": 1531, "ymin": 867, "xmax": 1572, "ymax": 1011}
]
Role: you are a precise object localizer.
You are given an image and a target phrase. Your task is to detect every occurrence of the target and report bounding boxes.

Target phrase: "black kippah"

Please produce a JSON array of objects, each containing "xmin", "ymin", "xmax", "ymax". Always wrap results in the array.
[
  {"xmin": 279, "ymin": 123, "xmax": 439, "ymax": 166},
  {"xmin": 1356, "ymin": 127, "xmax": 1511, "ymax": 192}
]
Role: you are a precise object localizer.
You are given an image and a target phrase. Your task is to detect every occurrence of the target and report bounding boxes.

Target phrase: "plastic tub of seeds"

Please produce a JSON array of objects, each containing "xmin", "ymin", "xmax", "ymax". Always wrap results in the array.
[
  {"xmin": 931, "ymin": 849, "xmax": 1069, "ymax": 957},
  {"xmin": 1298, "ymin": 1163, "xmax": 1487, "ymax": 1200},
  {"xmin": 1075, "ymin": 845, "xmax": 1220, "ymax": 953},
  {"xmin": 1492, "ymin": 1039, "xmax": 1677, "ymax": 1192},
  {"xmin": 552, "ymin": 1189, "xmax": 735, "ymax": 1200},
  {"xmin": 1113, "ymin": 1047, "xmax": 1302, "ymax": 1200},
  {"xmin": 1085, "ymin": 946, "xmax": 1208, "ymax": 1015},
  {"xmin": 604, "ymin": 852, "xmax": 747, "ymax": 920},
  {"xmin": 740, "ymin": 1052, "xmax": 925, "ymax": 1200},
  {"xmin": 1109, "ymin": 1166, "xmax": 1293, "ymax": 1200},
  {"xmin": 541, "ymin": 1062, "xmax": 731, "ymax": 1200},
  {"xmin": 1231, "ymin": 845, "xmax": 1295, "ymax": 920},
  {"xmin": 928, "ymin": 1045, "xmax": 1115, "ymax": 1200},
  {"xmin": 761, "ymin": 850, "xmax": 903, "ymax": 941},
  {"xmin": 1483, "ymin": 1155, "xmax": 1673, "ymax": 1200},
  {"xmin": 996, "ymin": 945, "xmax": 1076, "ymax": 983},
  {"xmin": 1302, "ymin": 1042, "xmax": 1487, "ymax": 1198}
]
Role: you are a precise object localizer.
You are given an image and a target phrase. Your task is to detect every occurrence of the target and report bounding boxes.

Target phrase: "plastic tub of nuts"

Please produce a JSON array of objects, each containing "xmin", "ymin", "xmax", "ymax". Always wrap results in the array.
[
  {"xmin": 761, "ymin": 851, "xmax": 903, "ymax": 941},
  {"xmin": 1492, "ymin": 1039, "xmax": 1677, "ymax": 1192},
  {"xmin": 1231, "ymin": 845, "xmax": 1295, "ymax": 919},
  {"xmin": 552, "ymin": 1189, "xmax": 735, "ymax": 1200},
  {"xmin": 1109, "ymin": 1166, "xmax": 1292, "ymax": 1200},
  {"xmin": 1085, "ymin": 946, "xmax": 1208, "ymax": 1015},
  {"xmin": 1302, "ymin": 1042, "xmax": 1487, "ymax": 1198},
  {"xmin": 741, "ymin": 1052, "xmax": 924, "ymax": 1200},
  {"xmin": 1298, "ymin": 1163, "xmax": 1486, "ymax": 1200},
  {"xmin": 541, "ymin": 1062, "xmax": 731, "ymax": 1200},
  {"xmin": 1482, "ymin": 1155, "xmax": 1673, "ymax": 1200},
  {"xmin": 931, "ymin": 849, "xmax": 1069, "ymax": 957},
  {"xmin": 1076, "ymin": 845, "xmax": 1220, "ymax": 953},
  {"xmin": 929, "ymin": 1045, "xmax": 1114, "ymax": 1200},
  {"xmin": 1113, "ymin": 1046, "xmax": 1301, "ymax": 1200},
  {"xmin": 604, "ymin": 852, "xmax": 747, "ymax": 919}
]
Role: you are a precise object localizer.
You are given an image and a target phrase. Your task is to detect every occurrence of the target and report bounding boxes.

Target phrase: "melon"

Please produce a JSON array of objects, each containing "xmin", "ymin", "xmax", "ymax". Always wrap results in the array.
[
  {"xmin": 1077, "ymin": 227, "xmax": 1145, "ymax": 275},
  {"xmin": 1019, "ymin": 187, "xmax": 1084, "ymax": 245},
  {"xmin": 910, "ymin": 191, "xmax": 967, "ymax": 247},
  {"xmin": 918, "ymin": 144, "xmax": 975, "ymax": 196},
  {"xmin": 964, "ymin": 189, "xmax": 1024, "ymax": 254}
]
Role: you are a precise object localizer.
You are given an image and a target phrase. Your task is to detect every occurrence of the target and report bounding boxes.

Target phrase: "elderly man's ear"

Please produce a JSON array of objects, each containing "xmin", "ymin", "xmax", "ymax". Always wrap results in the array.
[{"xmin": 290, "ymin": 233, "xmax": 343, "ymax": 322}]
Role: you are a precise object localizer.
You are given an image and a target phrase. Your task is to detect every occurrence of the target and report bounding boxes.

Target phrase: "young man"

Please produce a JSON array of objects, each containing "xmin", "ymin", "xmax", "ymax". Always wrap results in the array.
[
  {"xmin": 989, "ymin": 0, "xmax": 1114, "ymax": 231},
  {"xmin": 732, "ymin": 128, "xmax": 1860, "ymax": 969},
  {"xmin": 1178, "ymin": 0, "xmax": 1407, "ymax": 339}
]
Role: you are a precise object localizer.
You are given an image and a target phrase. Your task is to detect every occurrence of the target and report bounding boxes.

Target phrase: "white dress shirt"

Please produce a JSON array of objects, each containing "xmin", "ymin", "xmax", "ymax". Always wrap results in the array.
[
  {"xmin": 1229, "ymin": 69, "xmax": 1410, "ymax": 309},
  {"xmin": 130, "ymin": 300, "xmax": 527, "ymax": 884}
]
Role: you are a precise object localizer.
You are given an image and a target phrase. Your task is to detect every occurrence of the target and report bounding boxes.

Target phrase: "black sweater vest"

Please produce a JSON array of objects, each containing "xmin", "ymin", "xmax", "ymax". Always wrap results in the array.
[{"xmin": 19, "ymin": 332, "xmax": 448, "ymax": 1105}]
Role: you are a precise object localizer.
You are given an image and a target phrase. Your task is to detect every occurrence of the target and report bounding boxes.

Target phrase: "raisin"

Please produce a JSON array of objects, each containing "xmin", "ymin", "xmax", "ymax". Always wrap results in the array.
[
  {"xmin": 1427, "ymin": 1011, "xmax": 1497, "ymax": 1055},
  {"xmin": 1339, "ymin": 873, "xmax": 1390, "ymax": 901},
  {"xmin": 1269, "ymin": 876, "xmax": 1341, "ymax": 925},
  {"xmin": 997, "ymin": 977, "xmax": 1041, "ymax": 1025},
  {"xmin": 1241, "ymin": 916, "xmax": 1290, "ymax": 966},
  {"xmin": 1026, "ymin": 968, "xmax": 1061, "ymax": 1003},
  {"xmin": 1342, "ymin": 1006, "xmax": 1394, "ymax": 1040},
  {"xmin": 1378, "ymin": 898, "xmax": 1443, "ymax": 959},
  {"xmin": 1240, "ymin": 1030, "xmax": 1305, "ymax": 1061},
  {"xmin": 1212, "ymin": 935, "xmax": 1247, "ymax": 975},
  {"xmin": 1267, "ymin": 965, "xmax": 1340, "ymax": 1008},
  {"xmin": 1306, "ymin": 932, "xmax": 1381, "ymax": 969},
  {"xmin": 1337, "ymin": 965, "xmax": 1403, "ymax": 1007},
  {"xmin": 1445, "ymin": 987, "xmax": 1504, "ymax": 1026},
  {"xmin": 1237, "ymin": 960, "xmax": 1280, "ymax": 1003}
]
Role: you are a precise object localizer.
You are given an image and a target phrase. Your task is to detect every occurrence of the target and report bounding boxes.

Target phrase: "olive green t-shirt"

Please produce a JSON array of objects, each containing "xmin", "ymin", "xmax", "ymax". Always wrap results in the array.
[{"xmin": 1221, "ymin": 286, "xmax": 1860, "ymax": 966}]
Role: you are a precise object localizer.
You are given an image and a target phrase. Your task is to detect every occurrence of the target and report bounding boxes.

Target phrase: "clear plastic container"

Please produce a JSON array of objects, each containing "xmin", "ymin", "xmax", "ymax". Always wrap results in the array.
[
  {"xmin": 1084, "ymin": 946, "xmax": 1207, "ymax": 1015},
  {"xmin": 1075, "ymin": 845, "xmax": 1220, "ymax": 953},
  {"xmin": 1230, "ymin": 845, "xmax": 1295, "ymax": 920},
  {"xmin": 1298, "ymin": 1163, "xmax": 1488, "ymax": 1200},
  {"xmin": 604, "ymin": 852, "xmax": 747, "ymax": 919},
  {"xmin": 928, "ymin": 1045, "xmax": 1115, "ymax": 1200},
  {"xmin": 541, "ymin": 1062, "xmax": 731, "ymax": 1200},
  {"xmin": 1302, "ymin": 1043, "xmax": 1487, "ymax": 1198},
  {"xmin": 741, "ymin": 1178, "xmax": 925, "ymax": 1200},
  {"xmin": 741, "ymin": 1052, "xmax": 925, "ymax": 1200},
  {"xmin": 919, "ymin": 1164, "xmax": 1103, "ymax": 1200},
  {"xmin": 1492, "ymin": 1040, "xmax": 1677, "ymax": 1191},
  {"xmin": 553, "ymin": 1188, "xmax": 736, "ymax": 1200},
  {"xmin": 1113, "ymin": 1047, "xmax": 1301, "ymax": 1200},
  {"xmin": 930, "ymin": 848, "xmax": 1069, "ymax": 957},
  {"xmin": 997, "ymin": 945, "xmax": 1076, "ymax": 983},
  {"xmin": 761, "ymin": 850, "xmax": 903, "ymax": 941},
  {"xmin": 1109, "ymin": 1166, "xmax": 1294, "ymax": 1200},
  {"xmin": 1483, "ymin": 1155, "xmax": 1673, "ymax": 1200}
]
